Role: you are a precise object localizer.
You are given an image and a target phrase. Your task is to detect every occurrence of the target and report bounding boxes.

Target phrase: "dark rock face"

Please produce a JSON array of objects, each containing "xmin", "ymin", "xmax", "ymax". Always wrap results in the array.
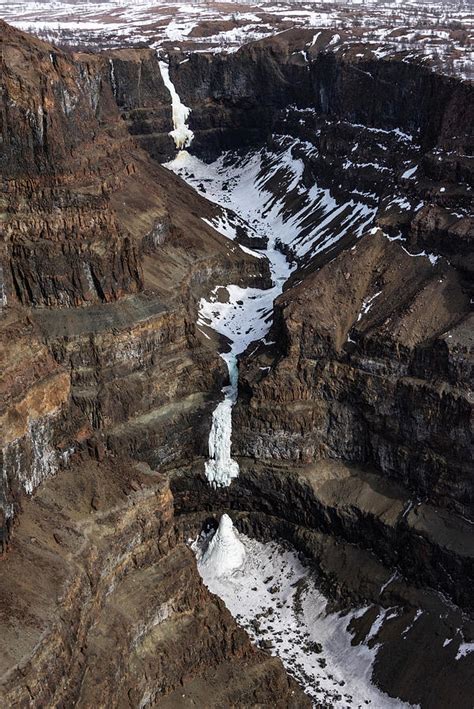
[
  {"xmin": 0, "ymin": 23, "xmax": 147, "ymax": 307},
  {"xmin": 107, "ymin": 48, "xmax": 176, "ymax": 162},
  {"xmin": 0, "ymin": 457, "xmax": 308, "ymax": 708},
  {"xmin": 234, "ymin": 232, "xmax": 472, "ymax": 515},
  {"xmin": 131, "ymin": 33, "xmax": 471, "ymax": 520},
  {"xmin": 169, "ymin": 35, "xmax": 473, "ymax": 157},
  {"xmin": 170, "ymin": 458, "xmax": 474, "ymax": 708}
]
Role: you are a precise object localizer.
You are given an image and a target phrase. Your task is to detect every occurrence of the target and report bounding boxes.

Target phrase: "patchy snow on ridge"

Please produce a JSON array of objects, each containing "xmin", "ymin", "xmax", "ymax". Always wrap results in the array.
[
  {"xmin": 194, "ymin": 521, "xmax": 414, "ymax": 708},
  {"xmin": 4, "ymin": 0, "xmax": 473, "ymax": 80},
  {"xmin": 356, "ymin": 290, "xmax": 382, "ymax": 322}
]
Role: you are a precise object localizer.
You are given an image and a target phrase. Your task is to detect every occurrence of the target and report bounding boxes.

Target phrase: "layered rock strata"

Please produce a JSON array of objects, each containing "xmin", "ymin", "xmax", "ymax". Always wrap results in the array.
[
  {"xmin": 170, "ymin": 458, "xmax": 474, "ymax": 708},
  {"xmin": 0, "ymin": 21, "xmax": 306, "ymax": 705},
  {"xmin": 0, "ymin": 20, "xmax": 268, "ymax": 521},
  {"xmin": 0, "ymin": 18, "xmax": 472, "ymax": 708}
]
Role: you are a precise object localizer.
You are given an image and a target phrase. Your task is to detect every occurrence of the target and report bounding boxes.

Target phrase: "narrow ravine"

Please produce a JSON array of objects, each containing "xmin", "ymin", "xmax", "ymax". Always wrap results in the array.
[
  {"xmin": 166, "ymin": 145, "xmax": 377, "ymax": 488},
  {"xmin": 159, "ymin": 62, "xmax": 378, "ymax": 489},
  {"xmin": 159, "ymin": 57, "xmax": 294, "ymax": 488},
  {"xmin": 158, "ymin": 61, "xmax": 413, "ymax": 708},
  {"xmin": 174, "ymin": 158, "xmax": 294, "ymax": 487}
]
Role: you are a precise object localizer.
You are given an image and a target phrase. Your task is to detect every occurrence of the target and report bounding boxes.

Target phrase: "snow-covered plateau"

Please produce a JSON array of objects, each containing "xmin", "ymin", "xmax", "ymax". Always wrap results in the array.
[{"xmin": 2, "ymin": 0, "xmax": 473, "ymax": 80}]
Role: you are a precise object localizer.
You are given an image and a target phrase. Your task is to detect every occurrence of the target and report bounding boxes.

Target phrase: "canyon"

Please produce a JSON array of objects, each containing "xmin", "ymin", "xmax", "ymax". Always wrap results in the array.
[{"xmin": 0, "ymin": 11, "xmax": 473, "ymax": 708}]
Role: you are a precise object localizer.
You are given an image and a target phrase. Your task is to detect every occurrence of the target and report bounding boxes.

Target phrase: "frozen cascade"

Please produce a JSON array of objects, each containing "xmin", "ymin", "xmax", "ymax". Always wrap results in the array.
[
  {"xmin": 166, "ymin": 141, "xmax": 376, "ymax": 490},
  {"xmin": 158, "ymin": 59, "xmax": 194, "ymax": 150},
  {"xmin": 200, "ymin": 513, "xmax": 246, "ymax": 576},
  {"xmin": 165, "ymin": 150, "xmax": 300, "ymax": 489},
  {"xmin": 154, "ymin": 68, "xmax": 248, "ymax": 488},
  {"xmin": 198, "ymin": 275, "xmax": 291, "ymax": 488},
  {"xmin": 205, "ymin": 353, "xmax": 240, "ymax": 487}
]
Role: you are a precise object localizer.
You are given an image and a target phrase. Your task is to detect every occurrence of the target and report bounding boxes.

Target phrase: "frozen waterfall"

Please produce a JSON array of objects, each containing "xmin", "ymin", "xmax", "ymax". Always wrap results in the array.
[
  {"xmin": 165, "ymin": 116, "xmax": 297, "ymax": 492},
  {"xmin": 205, "ymin": 353, "xmax": 240, "ymax": 487},
  {"xmin": 158, "ymin": 59, "xmax": 194, "ymax": 150}
]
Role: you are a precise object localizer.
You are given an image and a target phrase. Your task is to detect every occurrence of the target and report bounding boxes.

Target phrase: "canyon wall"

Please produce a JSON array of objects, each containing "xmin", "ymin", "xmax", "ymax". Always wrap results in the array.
[
  {"xmin": 0, "ymin": 21, "xmax": 308, "ymax": 706},
  {"xmin": 0, "ymin": 20, "xmax": 472, "ymax": 707},
  {"xmin": 108, "ymin": 34, "xmax": 472, "ymax": 704},
  {"xmin": 0, "ymin": 20, "xmax": 269, "ymax": 519},
  {"xmin": 151, "ymin": 33, "xmax": 473, "ymax": 520}
]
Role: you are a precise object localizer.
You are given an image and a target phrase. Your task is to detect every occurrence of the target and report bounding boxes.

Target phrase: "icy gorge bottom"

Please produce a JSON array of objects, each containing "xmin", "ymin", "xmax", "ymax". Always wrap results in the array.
[{"xmin": 0, "ymin": 19, "xmax": 473, "ymax": 709}]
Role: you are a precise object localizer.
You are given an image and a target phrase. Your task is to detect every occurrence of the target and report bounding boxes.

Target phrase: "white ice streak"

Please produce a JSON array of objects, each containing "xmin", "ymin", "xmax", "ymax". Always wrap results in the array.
[
  {"xmin": 357, "ymin": 290, "xmax": 382, "ymax": 322},
  {"xmin": 200, "ymin": 513, "xmax": 246, "ymax": 576},
  {"xmin": 158, "ymin": 60, "xmax": 194, "ymax": 150},
  {"xmin": 402, "ymin": 165, "xmax": 418, "ymax": 179},
  {"xmin": 456, "ymin": 641, "xmax": 474, "ymax": 660},
  {"xmin": 194, "ymin": 530, "xmax": 415, "ymax": 708},
  {"xmin": 199, "ymin": 280, "xmax": 285, "ymax": 487},
  {"xmin": 379, "ymin": 570, "xmax": 398, "ymax": 596},
  {"xmin": 385, "ymin": 231, "xmax": 439, "ymax": 265}
]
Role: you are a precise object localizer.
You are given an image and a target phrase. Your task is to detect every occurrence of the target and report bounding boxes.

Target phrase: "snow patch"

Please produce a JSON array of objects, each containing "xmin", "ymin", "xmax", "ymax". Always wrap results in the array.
[
  {"xmin": 402, "ymin": 165, "xmax": 418, "ymax": 179},
  {"xmin": 456, "ymin": 641, "xmax": 474, "ymax": 660},
  {"xmin": 194, "ymin": 527, "xmax": 415, "ymax": 707},
  {"xmin": 356, "ymin": 290, "xmax": 382, "ymax": 322}
]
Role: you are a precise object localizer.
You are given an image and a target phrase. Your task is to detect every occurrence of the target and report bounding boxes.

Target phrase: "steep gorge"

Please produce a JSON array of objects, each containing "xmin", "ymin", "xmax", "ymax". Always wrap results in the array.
[{"xmin": 0, "ymin": 19, "xmax": 473, "ymax": 708}]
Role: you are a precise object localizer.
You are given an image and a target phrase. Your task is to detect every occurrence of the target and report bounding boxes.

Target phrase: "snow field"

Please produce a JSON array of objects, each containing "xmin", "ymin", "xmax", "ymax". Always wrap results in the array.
[{"xmin": 193, "ymin": 516, "xmax": 414, "ymax": 707}]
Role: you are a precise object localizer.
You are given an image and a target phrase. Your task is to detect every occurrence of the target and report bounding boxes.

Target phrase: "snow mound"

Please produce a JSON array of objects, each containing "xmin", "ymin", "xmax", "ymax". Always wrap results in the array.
[{"xmin": 200, "ymin": 514, "xmax": 246, "ymax": 576}]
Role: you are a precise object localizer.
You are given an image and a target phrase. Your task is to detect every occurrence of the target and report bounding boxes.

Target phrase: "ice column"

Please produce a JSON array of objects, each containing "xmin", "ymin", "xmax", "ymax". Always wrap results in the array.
[
  {"xmin": 158, "ymin": 59, "xmax": 194, "ymax": 150},
  {"xmin": 205, "ymin": 352, "xmax": 241, "ymax": 488}
]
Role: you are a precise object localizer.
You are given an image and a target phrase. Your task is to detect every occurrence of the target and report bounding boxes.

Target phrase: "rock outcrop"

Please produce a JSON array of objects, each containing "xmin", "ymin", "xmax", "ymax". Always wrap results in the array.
[
  {"xmin": 235, "ymin": 231, "xmax": 472, "ymax": 514},
  {"xmin": 0, "ymin": 455, "xmax": 307, "ymax": 707}
]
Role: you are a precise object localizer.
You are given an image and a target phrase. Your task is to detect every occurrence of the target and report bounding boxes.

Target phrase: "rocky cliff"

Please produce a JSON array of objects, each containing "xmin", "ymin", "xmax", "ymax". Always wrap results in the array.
[
  {"xmin": 135, "ymin": 32, "xmax": 472, "ymax": 518},
  {"xmin": 0, "ymin": 19, "xmax": 473, "ymax": 709},
  {"xmin": 0, "ymin": 22, "xmax": 306, "ymax": 706},
  {"xmin": 0, "ymin": 19, "xmax": 269, "ymax": 518},
  {"xmin": 0, "ymin": 454, "xmax": 306, "ymax": 707}
]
